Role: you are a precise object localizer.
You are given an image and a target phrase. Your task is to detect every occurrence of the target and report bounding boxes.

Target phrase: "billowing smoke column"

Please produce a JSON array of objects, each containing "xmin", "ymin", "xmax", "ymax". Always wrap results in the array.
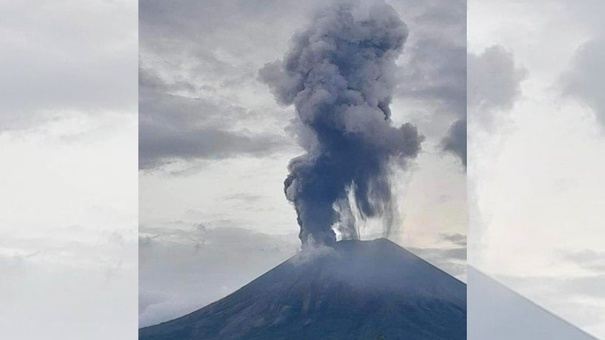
[{"xmin": 260, "ymin": 0, "xmax": 423, "ymax": 246}]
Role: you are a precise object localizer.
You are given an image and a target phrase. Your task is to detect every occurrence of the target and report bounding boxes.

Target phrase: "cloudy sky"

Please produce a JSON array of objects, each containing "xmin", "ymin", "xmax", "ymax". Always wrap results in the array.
[
  {"xmin": 3, "ymin": 0, "xmax": 603, "ymax": 337},
  {"xmin": 139, "ymin": 0, "xmax": 466, "ymax": 326},
  {"xmin": 0, "ymin": 0, "xmax": 138, "ymax": 339},
  {"xmin": 468, "ymin": 0, "xmax": 605, "ymax": 337}
]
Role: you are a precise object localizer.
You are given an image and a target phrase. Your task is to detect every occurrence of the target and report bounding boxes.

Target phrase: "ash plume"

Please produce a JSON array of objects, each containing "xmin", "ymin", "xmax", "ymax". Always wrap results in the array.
[{"xmin": 260, "ymin": 0, "xmax": 423, "ymax": 246}]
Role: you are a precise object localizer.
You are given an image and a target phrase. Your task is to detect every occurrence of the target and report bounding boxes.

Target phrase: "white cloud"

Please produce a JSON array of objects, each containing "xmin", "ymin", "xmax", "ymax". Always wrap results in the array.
[
  {"xmin": 469, "ymin": 0, "xmax": 605, "ymax": 337},
  {"xmin": 0, "ymin": 0, "xmax": 138, "ymax": 339}
]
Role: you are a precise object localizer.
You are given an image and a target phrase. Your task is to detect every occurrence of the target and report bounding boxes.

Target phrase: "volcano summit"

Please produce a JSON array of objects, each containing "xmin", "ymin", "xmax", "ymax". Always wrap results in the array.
[{"xmin": 139, "ymin": 239, "xmax": 466, "ymax": 340}]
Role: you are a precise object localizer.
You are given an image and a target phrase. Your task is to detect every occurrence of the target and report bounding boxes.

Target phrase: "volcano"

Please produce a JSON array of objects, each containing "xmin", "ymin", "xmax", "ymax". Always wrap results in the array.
[{"xmin": 139, "ymin": 239, "xmax": 466, "ymax": 340}]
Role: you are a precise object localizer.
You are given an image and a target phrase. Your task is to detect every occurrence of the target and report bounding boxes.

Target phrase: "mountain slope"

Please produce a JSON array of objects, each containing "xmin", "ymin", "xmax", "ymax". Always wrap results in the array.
[
  {"xmin": 468, "ymin": 266, "xmax": 597, "ymax": 339},
  {"xmin": 140, "ymin": 239, "xmax": 466, "ymax": 340}
]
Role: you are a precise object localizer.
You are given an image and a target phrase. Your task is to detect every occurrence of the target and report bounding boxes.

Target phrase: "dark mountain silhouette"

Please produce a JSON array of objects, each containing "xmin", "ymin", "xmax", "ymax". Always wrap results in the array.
[{"xmin": 140, "ymin": 239, "xmax": 466, "ymax": 340}]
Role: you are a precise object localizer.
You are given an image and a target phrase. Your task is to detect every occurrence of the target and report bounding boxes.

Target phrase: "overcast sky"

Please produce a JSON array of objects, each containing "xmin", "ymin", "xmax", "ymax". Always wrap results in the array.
[
  {"xmin": 2, "ymin": 0, "xmax": 603, "ymax": 337},
  {"xmin": 9, "ymin": 0, "xmax": 604, "ymax": 337},
  {"xmin": 0, "ymin": 0, "xmax": 138, "ymax": 339},
  {"xmin": 468, "ymin": 0, "xmax": 605, "ymax": 337},
  {"xmin": 139, "ymin": 0, "xmax": 466, "ymax": 326}
]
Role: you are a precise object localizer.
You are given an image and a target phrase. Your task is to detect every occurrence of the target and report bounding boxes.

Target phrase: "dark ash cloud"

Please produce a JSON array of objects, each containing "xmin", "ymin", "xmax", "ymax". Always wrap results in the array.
[
  {"xmin": 260, "ymin": 0, "xmax": 423, "ymax": 246},
  {"xmin": 139, "ymin": 0, "xmax": 467, "ymax": 172}
]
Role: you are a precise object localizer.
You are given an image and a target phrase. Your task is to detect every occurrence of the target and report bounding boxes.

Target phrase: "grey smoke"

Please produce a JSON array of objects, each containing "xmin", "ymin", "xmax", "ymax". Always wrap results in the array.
[
  {"xmin": 468, "ymin": 46, "xmax": 526, "ymax": 125},
  {"xmin": 389, "ymin": 0, "xmax": 467, "ymax": 169},
  {"xmin": 260, "ymin": 0, "xmax": 423, "ymax": 246},
  {"xmin": 442, "ymin": 118, "xmax": 467, "ymax": 168},
  {"xmin": 562, "ymin": 38, "xmax": 605, "ymax": 129},
  {"xmin": 443, "ymin": 46, "xmax": 526, "ymax": 169}
]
